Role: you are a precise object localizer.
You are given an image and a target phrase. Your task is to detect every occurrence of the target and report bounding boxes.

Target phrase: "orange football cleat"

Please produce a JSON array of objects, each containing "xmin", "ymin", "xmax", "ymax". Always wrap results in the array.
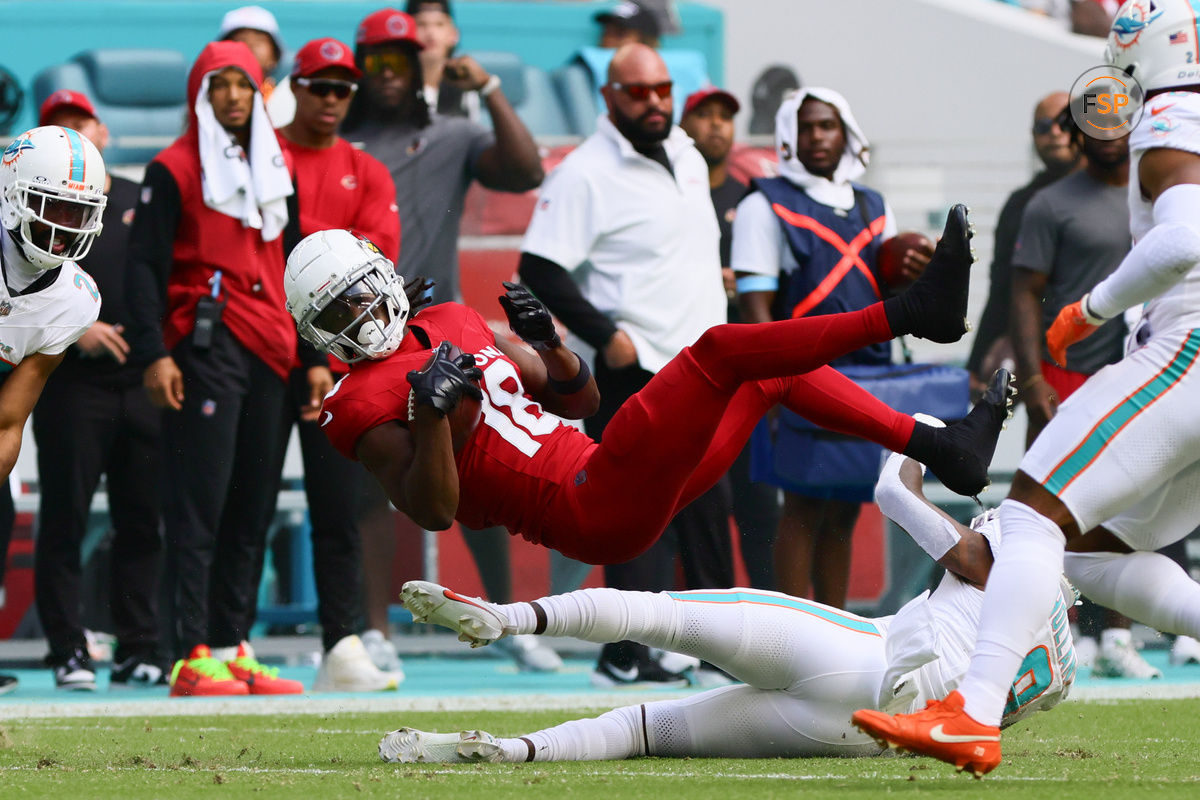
[
  {"xmin": 850, "ymin": 691, "xmax": 1002, "ymax": 778},
  {"xmin": 169, "ymin": 645, "xmax": 250, "ymax": 697},
  {"xmin": 225, "ymin": 643, "xmax": 304, "ymax": 695}
]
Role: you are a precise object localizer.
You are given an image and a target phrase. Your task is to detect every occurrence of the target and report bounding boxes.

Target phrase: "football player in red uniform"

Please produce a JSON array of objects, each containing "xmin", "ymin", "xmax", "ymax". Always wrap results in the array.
[{"xmin": 285, "ymin": 207, "xmax": 1000, "ymax": 565}]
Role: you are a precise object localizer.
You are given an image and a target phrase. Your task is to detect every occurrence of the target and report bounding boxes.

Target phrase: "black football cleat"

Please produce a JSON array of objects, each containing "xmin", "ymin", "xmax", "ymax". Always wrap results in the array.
[
  {"xmin": 924, "ymin": 369, "xmax": 1014, "ymax": 497},
  {"xmin": 889, "ymin": 204, "xmax": 975, "ymax": 343}
]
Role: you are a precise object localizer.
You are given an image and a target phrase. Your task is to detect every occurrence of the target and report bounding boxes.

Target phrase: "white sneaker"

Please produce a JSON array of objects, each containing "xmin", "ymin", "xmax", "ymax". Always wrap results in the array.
[
  {"xmin": 1092, "ymin": 630, "xmax": 1163, "ymax": 679},
  {"xmin": 313, "ymin": 635, "xmax": 404, "ymax": 692},
  {"xmin": 494, "ymin": 634, "xmax": 563, "ymax": 672},
  {"xmin": 1074, "ymin": 635, "xmax": 1098, "ymax": 670},
  {"xmin": 1170, "ymin": 634, "xmax": 1200, "ymax": 666},
  {"xmin": 400, "ymin": 581, "xmax": 510, "ymax": 647},
  {"xmin": 378, "ymin": 728, "xmax": 503, "ymax": 763},
  {"xmin": 360, "ymin": 629, "xmax": 404, "ymax": 673}
]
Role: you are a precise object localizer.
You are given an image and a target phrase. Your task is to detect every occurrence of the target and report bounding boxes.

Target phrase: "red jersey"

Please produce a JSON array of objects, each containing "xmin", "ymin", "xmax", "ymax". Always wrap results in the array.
[
  {"xmin": 285, "ymin": 137, "xmax": 399, "ymax": 263},
  {"xmin": 321, "ymin": 303, "xmax": 596, "ymax": 537}
]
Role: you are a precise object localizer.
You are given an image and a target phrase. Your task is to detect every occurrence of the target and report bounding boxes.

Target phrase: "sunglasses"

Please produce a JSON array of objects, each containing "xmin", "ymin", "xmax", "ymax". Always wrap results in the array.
[
  {"xmin": 362, "ymin": 51, "xmax": 412, "ymax": 76},
  {"xmin": 295, "ymin": 77, "xmax": 358, "ymax": 99},
  {"xmin": 610, "ymin": 81, "xmax": 673, "ymax": 101},
  {"xmin": 1032, "ymin": 116, "xmax": 1064, "ymax": 135}
]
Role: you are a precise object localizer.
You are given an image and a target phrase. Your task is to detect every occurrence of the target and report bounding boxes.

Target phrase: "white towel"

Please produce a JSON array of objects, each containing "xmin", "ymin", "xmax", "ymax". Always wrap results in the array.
[
  {"xmin": 773, "ymin": 87, "xmax": 870, "ymax": 211},
  {"xmin": 195, "ymin": 73, "xmax": 292, "ymax": 241}
]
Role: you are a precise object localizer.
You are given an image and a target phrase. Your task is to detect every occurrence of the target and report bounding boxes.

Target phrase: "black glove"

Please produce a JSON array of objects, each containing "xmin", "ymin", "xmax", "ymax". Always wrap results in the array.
[
  {"xmin": 407, "ymin": 341, "xmax": 483, "ymax": 418},
  {"xmin": 499, "ymin": 281, "xmax": 561, "ymax": 351}
]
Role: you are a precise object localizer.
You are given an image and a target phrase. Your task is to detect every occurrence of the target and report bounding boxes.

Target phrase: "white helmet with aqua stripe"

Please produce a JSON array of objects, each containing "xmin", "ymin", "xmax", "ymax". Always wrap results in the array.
[{"xmin": 1, "ymin": 125, "xmax": 107, "ymax": 270}]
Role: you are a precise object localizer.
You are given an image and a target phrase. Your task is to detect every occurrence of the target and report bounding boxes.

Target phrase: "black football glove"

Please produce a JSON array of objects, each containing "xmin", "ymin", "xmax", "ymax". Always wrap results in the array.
[
  {"xmin": 407, "ymin": 341, "xmax": 483, "ymax": 418},
  {"xmin": 499, "ymin": 281, "xmax": 562, "ymax": 351}
]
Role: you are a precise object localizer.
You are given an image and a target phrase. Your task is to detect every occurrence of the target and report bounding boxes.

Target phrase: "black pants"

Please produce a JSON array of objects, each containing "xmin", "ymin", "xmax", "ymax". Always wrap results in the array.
[
  {"xmin": 588, "ymin": 360, "xmax": 735, "ymax": 594},
  {"xmin": 254, "ymin": 367, "xmax": 366, "ymax": 652},
  {"xmin": 32, "ymin": 375, "xmax": 163, "ymax": 662},
  {"xmin": 0, "ymin": 482, "xmax": 12, "ymax": 588},
  {"xmin": 727, "ymin": 436, "xmax": 779, "ymax": 591},
  {"xmin": 161, "ymin": 327, "xmax": 288, "ymax": 656}
]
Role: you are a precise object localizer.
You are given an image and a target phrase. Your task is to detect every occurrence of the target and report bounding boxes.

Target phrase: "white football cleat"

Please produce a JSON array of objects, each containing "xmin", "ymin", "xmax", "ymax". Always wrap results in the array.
[
  {"xmin": 1092, "ymin": 631, "xmax": 1162, "ymax": 679},
  {"xmin": 313, "ymin": 634, "xmax": 404, "ymax": 692},
  {"xmin": 400, "ymin": 581, "xmax": 510, "ymax": 647},
  {"xmin": 1169, "ymin": 634, "xmax": 1200, "ymax": 666},
  {"xmin": 378, "ymin": 728, "xmax": 503, "ymax": 763},
  {"xmin": 360, "ymin": 629, "xmax": 404, "ymax": 673}
]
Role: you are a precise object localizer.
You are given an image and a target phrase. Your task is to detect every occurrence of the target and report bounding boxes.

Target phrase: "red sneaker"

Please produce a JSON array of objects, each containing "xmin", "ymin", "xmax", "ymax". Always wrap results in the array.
[
  {"xmin": 169, "ymin": 645, "xmax": 250, "ymax": 697},
  {"xmin": 225, "ymin": 643, "xmax": 304, "ymax": 695},
  {"xmin": 851, "ymin": 691, "xmax": 1002, "ymax": 778}
]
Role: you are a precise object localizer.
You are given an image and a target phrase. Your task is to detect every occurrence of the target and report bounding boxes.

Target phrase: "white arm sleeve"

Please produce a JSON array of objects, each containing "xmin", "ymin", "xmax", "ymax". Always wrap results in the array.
[
  {"xmin": 874, "ymin": 451, "xmax": 962, "ymax": 561},
  {"xmin": 1087, "ymin": 184, "xmax": 1200, "ymax": 319}
]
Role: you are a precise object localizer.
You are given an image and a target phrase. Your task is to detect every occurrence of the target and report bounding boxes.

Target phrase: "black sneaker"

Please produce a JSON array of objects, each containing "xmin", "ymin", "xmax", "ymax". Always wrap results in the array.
[
  {"xmin": 49, "ymin": 649, "xmax": 97, "ymax": 691},
  {"xmin": 0, "ymin": 673, "xmax": 17, "ymax": 695},
  {"xmin": 590, "ymin": 641, "xmax": 690, "ymax": 689},
  {"xmin": 886, "ymin": 204, "xmax": 975, "ymax": 343},
  {"xmin": 110, "ymin": 657, "xmax": 168, "ymax": 689},
  {"xmin": 921, "ymin": 368, "xmax": 1015, "ymax": 497}
]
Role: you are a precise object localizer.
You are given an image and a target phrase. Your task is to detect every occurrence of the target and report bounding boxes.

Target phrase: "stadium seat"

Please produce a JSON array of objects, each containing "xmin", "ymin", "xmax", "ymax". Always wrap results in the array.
[
  {"xmin": 552, "ymin": 61, "xmax": 598, "ymax": 137},
  {"xmin": 554, "ymin": 47, "xmax": 715, "ymax": 137},
  {"xmin": 32, "ymin": 49, "xmax": 187, "ymax": 164},
  {"xmin": 472, "ymin": 51, "xmax": 571, "ymax": 138}
]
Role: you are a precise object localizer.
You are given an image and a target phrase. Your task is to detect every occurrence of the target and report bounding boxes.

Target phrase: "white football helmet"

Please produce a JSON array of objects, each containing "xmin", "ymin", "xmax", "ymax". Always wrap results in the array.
[
  {"xmin": 1107, "ymin": 0, "xmax": 1200, "ymax": 93},
  {"xmin": 1, "ymin": 125, "xmax": 107, "ymax": 269},
  {"xmin": 285, "ymin": 229, "xmax": 410, "ymax": 363}
]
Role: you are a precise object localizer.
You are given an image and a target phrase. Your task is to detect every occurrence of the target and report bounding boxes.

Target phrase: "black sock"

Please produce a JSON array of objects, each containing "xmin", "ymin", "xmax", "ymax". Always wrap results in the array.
[
  {"xmin": 882, "ymin": 295, "xmax": 911, "ymax": 338},
  {"xmin": 902, "ymin": 420, "xmax": 937, "ymax": 463}
]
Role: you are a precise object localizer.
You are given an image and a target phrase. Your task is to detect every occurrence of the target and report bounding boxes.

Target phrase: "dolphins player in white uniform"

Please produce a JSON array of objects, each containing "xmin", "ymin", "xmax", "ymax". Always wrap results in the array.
[
  {"xmin": 0, "ymin": 125, "xmax": 106, "ymax": 696},
  {"xmin": 852, "ymin": 0, "xmax": 1200, "ymax": 777},
  {"xmin": 375, "ymin": 373, "xmax": 1078, "ymax": 765},
  {"xmin": 0, "ymin": 125, "xmax": 106, "ymax": 478}
]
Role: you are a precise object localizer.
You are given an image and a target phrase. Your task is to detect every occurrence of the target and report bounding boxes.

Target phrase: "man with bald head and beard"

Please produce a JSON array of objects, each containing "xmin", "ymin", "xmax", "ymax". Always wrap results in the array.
[
  {"xmin": 965, "ymin": 91, "xmax": 1080, "ymax": 397},
  {"xmin": 519, "ymin": 43, "xmax": 734, "ymax": 688}
]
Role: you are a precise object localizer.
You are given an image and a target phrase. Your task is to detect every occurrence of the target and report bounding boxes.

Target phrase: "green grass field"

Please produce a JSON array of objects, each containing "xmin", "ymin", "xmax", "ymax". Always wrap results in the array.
[{"xmin": 2, "ymin": 699, "xmax": 1199, "ymax": 799}]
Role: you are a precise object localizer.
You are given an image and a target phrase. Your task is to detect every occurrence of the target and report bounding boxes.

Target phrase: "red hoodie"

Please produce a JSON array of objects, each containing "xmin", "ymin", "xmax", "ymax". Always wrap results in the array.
[{"xmin": 152, "ymin": 41, "xmax": 296, "ymax": 380}]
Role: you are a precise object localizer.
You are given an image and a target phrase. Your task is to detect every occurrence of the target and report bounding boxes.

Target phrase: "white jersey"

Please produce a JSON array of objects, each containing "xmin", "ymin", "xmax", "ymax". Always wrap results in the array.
[
  {"xmin": 880, "ymin": 512, "xmax": 1077, "ymax": 727},
  {"xmin": 0, "ymin": 256, "xmax": 101, "ymax": 374},
  {"xmin": 1128, "ymin": 91, "xmax": 1200, "ymax": 336}
]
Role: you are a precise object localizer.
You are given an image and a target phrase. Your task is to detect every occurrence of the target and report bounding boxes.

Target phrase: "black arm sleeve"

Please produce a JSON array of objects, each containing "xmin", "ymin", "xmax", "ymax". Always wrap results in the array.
[
  {"xmin": 281, "ymin": 184, "xmax": 326, "ymax": 368},
  {"xmin": 966, "ymin": 187, "xmax": 1028, "ymax": 375},
  {"xmin": 517, "ymin": 252, "xmax": 618, "ymax": 351},
  {"xmin": 283, "ymin": 185, "xmax": 302, "ymax": 258},
  {"xmin": 124, "ymin": 162, "xmax": 182, "ymax": 368}
]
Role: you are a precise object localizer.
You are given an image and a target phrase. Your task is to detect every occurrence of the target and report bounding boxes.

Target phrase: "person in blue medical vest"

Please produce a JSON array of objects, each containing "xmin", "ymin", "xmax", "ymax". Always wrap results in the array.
[{"xmin": 732, "ymin": 87, "xmax": 932, "ymax": 607}]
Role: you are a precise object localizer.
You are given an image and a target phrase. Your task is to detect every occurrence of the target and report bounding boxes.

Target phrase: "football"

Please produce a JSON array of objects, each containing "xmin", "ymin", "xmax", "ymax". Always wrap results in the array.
[{"xmin": 877, "ymin": 231, "xmax": 934, "ymax": 290}]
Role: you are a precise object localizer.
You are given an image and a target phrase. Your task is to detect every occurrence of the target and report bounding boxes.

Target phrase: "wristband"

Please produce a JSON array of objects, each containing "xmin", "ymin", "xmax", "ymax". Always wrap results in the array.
[
  {"xmin": 1020, "ymin": 374, "xmax": 1046, "ymax": 391},
  {"xmin": 479, "ymin": 74, "xmax": 501, "ymax": 98},
  {"xmin": 547, "ymin": 355, "xmax": 591, "ymax": 395}
]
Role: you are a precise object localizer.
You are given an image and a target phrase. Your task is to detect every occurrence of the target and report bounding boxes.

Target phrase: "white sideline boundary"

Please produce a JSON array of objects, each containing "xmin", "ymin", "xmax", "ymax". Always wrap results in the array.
[{"xmin": 4, "ymin": 682, "xmax": 1199, "ymax": 720}]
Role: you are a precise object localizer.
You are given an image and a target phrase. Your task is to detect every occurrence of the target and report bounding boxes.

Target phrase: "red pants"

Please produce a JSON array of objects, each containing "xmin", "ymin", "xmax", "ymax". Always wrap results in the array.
[{"xmin": 541, "ymin": 305, "xmax": 916, "ymax": 563}]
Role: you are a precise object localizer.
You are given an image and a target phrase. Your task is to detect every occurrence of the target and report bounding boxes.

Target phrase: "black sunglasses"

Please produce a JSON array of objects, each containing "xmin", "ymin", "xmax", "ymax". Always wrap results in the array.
[
  {"xmin": 296, "ymin": 77, "xmax": 358, "ymax": 100},
  {"xmin": 610, "ymin": 81, "xmax": 673, "ymax": 101},
  {"xmin": 1031, "ymin": 116, "xmax": 1063, "ymax": 135}
]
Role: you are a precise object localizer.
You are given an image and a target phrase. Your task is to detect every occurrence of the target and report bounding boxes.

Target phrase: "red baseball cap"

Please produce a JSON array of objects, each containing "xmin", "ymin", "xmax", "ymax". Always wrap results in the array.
[
  {"xmin": 355, "ymin": 8, "xmax": 424, "ymax": 49},
  {"xmin": 39, "ymin": 89, "xmax": 98, "ymax": 126},
  {"xmin": 293, "ymin": 38, "xmax": 363, "ymax": 79},
  {"xmin": 682, "ymin": 87, "xmax": 740, "ymax": 119}
]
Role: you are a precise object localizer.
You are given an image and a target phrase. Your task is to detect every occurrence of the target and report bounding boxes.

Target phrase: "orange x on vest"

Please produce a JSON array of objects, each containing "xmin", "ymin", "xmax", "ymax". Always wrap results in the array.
[{"xmin": 770, "ymin": 202, "xmax": 887, "ymax": 319}]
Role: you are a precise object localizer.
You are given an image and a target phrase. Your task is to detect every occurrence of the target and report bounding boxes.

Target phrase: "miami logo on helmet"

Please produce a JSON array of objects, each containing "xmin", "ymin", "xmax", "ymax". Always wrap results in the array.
[
  {"xmin": 1, "ymin": 134, "xmax": 35, "ymax": 167},
  {"xmin": 1112, "ymin": 1, "xmax": 1164, "ymax": 50}
]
